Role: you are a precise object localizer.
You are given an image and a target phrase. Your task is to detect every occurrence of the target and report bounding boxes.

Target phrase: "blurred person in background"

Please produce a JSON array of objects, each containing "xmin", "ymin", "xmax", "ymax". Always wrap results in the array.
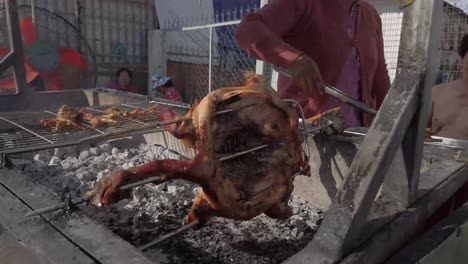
[
  {"xmin": 150, "ymin": 74, "xmax": 183, "ymax": 102},
  {"xmin": 429, "ymin": 33, "xmax": 468, "ymax": 140},
  {"xmin": 235, "ymin": 0, "xmax": 391, "ymax": 127},
  {"xmin": 107, "ymin": 67, "xmax": 139, "ymax": 94}
]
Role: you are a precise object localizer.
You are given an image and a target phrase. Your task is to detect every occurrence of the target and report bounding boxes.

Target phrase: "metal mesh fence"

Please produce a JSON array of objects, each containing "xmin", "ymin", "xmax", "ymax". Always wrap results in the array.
[
  {"xmin": 379, "ymin": 9, "xmax": 404, "ymax": 84},
  {"xmin": 161, "ymin": 1, "xmax": 465, "ymax": 102},
  {"xmin": 163, "ymin": 7, "xmax": 259, "ymax": 103},
  {"xmin": 439, "ymin": 0, "xmax": 468, "ymax": 83}
]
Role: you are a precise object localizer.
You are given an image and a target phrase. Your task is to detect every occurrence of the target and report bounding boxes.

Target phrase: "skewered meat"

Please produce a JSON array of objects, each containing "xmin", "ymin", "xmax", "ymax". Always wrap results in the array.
[
  {"xmin": 40, "ymin": 104, "xmax": 159, "ymax": 131},
  {"xmin": 78, "ymin": 109, "xmax": 120, "ymax": 129},
  {"xmin": 40, "ymin": 105, "xmax": 86, "ymax": 131},
  {"xmin": 104, "ymin": 104, "xmax": 159, "ymax": 119},
  {"xmin": 85, "ymin": 72, "xmax": 310, "ymax": 227}
]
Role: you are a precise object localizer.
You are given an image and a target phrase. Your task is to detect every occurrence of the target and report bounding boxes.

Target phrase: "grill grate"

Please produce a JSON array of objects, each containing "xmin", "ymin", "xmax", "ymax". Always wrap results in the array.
[{"xmin": 0, "ymin": 99, "xmax": 190, "ymax": 155}]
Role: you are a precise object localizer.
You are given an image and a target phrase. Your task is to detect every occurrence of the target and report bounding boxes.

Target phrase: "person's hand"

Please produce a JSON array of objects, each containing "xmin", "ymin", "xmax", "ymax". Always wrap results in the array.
[
  {"xmin": 289, "ymin": 55, "xmax": 324, "ymax": 99},
  {"xmin": 83, "ymin": 170, "xmax": 132, "ymax": 207}
]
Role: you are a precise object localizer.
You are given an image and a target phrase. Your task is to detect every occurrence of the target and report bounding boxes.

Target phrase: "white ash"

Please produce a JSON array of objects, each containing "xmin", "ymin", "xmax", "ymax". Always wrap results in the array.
[{"xmin": 13, "ymin": 143, "xmax": 323, "ymax": 264}]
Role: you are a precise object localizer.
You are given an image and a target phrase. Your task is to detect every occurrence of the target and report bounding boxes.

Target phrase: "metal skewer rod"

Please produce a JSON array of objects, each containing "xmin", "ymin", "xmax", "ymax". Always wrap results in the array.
[
  {"xmin": 219, "ymin": 144, "xmax": 269, "ymax": 161},
  {"xmin": 138, "ymin": 220, "xmax": 201, "ymax": 251},
  {"xmin": 25, "ymin": 176, "xmax": 162, "ymax": 217}
]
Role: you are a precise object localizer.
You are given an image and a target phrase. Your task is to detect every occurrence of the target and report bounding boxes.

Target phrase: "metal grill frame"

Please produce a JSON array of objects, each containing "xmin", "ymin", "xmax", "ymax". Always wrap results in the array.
[
  {"xmin": 0, "ymin": 98, "xmax": 190, "ymax": 156},
  {"xmin": 0, "ymin": 0, "xmax": 27, "ymax": 95}
]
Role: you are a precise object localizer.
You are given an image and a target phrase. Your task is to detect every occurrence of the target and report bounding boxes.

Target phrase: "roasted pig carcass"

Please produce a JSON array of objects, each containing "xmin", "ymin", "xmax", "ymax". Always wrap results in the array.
[
  {"xmin": 40, "ymin": 105, "xmax": 86, "ymax": 131},
  {"xmin": 78, "ymin": 109, "xmax": 120, "ymax": 129},
  {"xmin": 104, "ymin": 104, "xmax": 159, "ymax": 119},
  {"xmin": 85, "ymin": 72, "xmax": 310, "ymax": 227}
]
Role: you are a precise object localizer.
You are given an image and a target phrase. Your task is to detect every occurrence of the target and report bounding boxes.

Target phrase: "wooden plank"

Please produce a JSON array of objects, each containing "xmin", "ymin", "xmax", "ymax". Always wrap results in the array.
[
  {"xmin": 339, "ymin": 165, "xmax": 468, "ymax": 264},
  {"xmin": 0, "ymin": 183, "xmax": 94, "ymax": 264},
  {"xmin": 0, "ymin": 169, "xmax": 159, "ymax": 264}
]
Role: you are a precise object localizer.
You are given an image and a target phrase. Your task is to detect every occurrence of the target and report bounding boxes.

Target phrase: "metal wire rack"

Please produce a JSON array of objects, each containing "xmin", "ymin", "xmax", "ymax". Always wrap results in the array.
[{"xmin": 0, "ymin": 99, "xmax": 190, "ymax": 155}]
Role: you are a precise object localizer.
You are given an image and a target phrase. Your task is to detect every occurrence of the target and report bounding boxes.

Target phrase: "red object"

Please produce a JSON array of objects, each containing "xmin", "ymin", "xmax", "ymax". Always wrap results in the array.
[
  {"xmin": 0, "ymin": 16, "xmax": 89, "ymax": 91},
  {"xmin": 157, "ymin": 106, "xmax": 179, "ymax": 132},
  {"xmin": 162, "ymin": 87, "xmax": 183, "ymax": 102},
  {"xmin": 234, "ymin": 0, "xmax": 390, "ymax": 126}
]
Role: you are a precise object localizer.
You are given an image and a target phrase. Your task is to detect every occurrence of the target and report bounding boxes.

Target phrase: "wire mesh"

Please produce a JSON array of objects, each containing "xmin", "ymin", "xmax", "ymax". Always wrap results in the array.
[
  {"xmin": 0, "ymin": 101, "xmax": 190, "ymax": 154},
  {"xmin": 379, "ymin": 10, "xmax": 404, "ymax": 84},
  {"xmin": 439, "ymin": 1, "xmax": 468, "ymax": 83},
  {"xmin": 163, "ymin": 6, "xmax": 258, "ymax": 103}
]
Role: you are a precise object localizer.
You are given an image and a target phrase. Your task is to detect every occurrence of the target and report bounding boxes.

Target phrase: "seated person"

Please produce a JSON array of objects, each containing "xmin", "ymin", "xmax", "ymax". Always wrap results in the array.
[
  {"xmin": 150, "ymin": 74, "xmax": 183, "ymax": 102},
  {"xmin": 106, "ymin": 67, "xmax": 139, "ymax": 94},
  {"xmin": 426, "ymin": 34, "xmax": 468, "ymax": 228},
  {"xmin": 430, "ymin": 34, "xmax": 468, "ymax": 140}
]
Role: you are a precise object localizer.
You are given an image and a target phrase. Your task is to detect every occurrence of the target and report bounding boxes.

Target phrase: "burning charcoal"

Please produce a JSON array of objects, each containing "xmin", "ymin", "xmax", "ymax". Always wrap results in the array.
[
  {"xmin": 60, "ymin": 160, "xmax": 72, "ymax": 170},
  {"xmin": 77, "ymin": 171, "xmax": 96, "ymax": 182},
  {"xmin": 120, "ymin": 150, "xmax": 131, "ymax": 159},
  {"xmin": 62, "ymin": 176, "xmax": 81, "ymax": 192},
  {"xmin": 54, "ymin": 146, "xmax": 78, "ymax": 159},
  {"xmin": 99, "ymin": 143, "xmax": 112, "ymax": 154},
  {"xmin": 32, "ymin": 159, "xmax": 47, "ymax": 168},
  {"xmin": 49, "ymin": 156, "xmax": 61, "ymax": 166},
  {"xmin": 96, "ymin": 171, "xmax": 106, "ymax": 181},
  {"xmin": 133, "ymin": 187, "xmax": 147, "ymax": 203},
  {"xmin": 89, "ymin": 147, "xmax": 101, "ymax": 156},
  {"xmin": 291, "ymin": 228, "xmax": 298, "ymax": 237},
  {"xmin": 33, "ymin": 153, "xmax": 50, "ymax": 163},
  {"xmin": 128, "ymin": 158, "xmax": 139, "ymax": 168},
  {"xmin": 97, "ymin": 162, "xmax": 108, "ymax": 170},
  {"xmin": 111, "ymin": 147, "xmax": 119, "ymax": 156},
  {"xmin": 78, "ymin": 150, "xmax": 90, "ymax": 161}
]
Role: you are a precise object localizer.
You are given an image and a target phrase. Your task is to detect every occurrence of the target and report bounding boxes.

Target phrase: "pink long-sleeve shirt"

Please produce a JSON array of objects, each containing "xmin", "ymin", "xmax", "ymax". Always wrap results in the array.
[{"xmin": 235, "ymin": 0, "xmax": 391, "ymax": 126}]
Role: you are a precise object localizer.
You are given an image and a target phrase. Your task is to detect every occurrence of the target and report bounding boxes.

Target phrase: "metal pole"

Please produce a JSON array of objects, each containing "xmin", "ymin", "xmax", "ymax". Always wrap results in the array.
[
  {"xmin": 208, "ymin": 26, "xmax": 213, "ymax": 93},
  {"xmin": 31, "ymin": 0, "xmax": 36, "ymax": 24},
  {"xmin": 255, "ymin": 0, "xmax": 268, "ymax": 75}
]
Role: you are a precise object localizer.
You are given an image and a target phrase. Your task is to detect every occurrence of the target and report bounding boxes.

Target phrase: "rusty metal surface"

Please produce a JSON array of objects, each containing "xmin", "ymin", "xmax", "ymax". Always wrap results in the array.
[
  {"xmin": 0, "ymin": 183, "xmax": 94, "ymax": 264},
  {"xmin": 341, "ymin": 163, "xmax": 468, "ymax": 264},
  {"xmin": 0, "ymin": 168, "xmax": 158, "ymax": 264}
]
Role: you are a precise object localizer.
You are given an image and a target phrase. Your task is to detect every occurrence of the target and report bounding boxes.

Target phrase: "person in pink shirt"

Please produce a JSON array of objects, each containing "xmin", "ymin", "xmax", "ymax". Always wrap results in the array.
[
  {"xmin": 150, "ymin": 74, "xmax": 183, "ymax": 102},
  {"xmin": 235, "ymin": 0, "xmax": 391, "ymax": 127},
  {"xmin": 106, "ymin": 67, "xmax": 139, "ymax": 94}
]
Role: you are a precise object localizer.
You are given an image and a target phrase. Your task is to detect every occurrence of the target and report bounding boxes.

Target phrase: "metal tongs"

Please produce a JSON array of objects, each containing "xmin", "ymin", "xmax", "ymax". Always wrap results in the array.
[{"xmin": 274, "ymin": 66, "xmax": 378, "ymax": 116}]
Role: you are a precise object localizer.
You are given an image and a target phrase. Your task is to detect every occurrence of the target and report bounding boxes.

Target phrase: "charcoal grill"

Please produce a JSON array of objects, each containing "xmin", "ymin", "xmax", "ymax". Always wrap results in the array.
[{"xmin": 0, "ymin": 99, "xmax": 190, "ymax": 160}]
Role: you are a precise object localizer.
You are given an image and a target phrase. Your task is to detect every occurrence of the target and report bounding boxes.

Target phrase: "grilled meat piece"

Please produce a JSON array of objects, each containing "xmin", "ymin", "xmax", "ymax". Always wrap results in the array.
[
  {"xmin": 78, "ymin": 109, "xmax": 120, "ymax": 129},
  {"xmin": 104, "ymin": 104, "xmax": 159, "ymax": 119},
  {"xmin": 40, "ymin": 105, "xmax": 86, "ymax": 131},
  {"xmin": 85, "ymin": 72, "xmax": 310, "ymax": 227}
]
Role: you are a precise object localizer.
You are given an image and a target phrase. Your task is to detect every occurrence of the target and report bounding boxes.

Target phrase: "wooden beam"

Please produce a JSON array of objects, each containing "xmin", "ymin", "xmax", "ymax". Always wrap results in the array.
[{"xmin": 0, "ymin": 169, "xmax": 159, "ymax": 264}]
